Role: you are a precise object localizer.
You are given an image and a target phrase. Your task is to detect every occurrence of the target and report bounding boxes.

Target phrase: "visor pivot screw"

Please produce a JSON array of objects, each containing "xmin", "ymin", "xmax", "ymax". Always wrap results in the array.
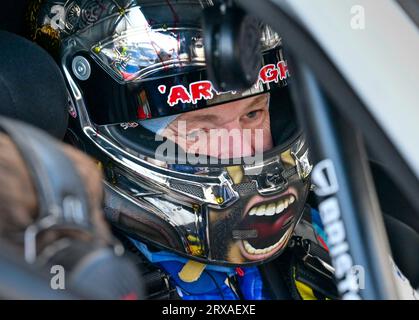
[
  {"xmin": 72, "ymin": 56, "xmax": 91, "ymax": 81},
  {"xmin": 118, "ymin": 8, "xmax": 126, "ymax": 16},
  {"xmin": 215, "ymin": 196, "xmax": 224, "ymax": 205},
  {"xmin": 266, "ymin": 173, "xmax": 280, "ymax": 185}
]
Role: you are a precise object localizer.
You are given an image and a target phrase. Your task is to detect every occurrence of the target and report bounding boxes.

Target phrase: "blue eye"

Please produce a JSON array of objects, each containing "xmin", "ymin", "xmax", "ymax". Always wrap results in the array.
[{"xmin": 246, "ymin": 110, "xmax": 259, "ymax": 119}]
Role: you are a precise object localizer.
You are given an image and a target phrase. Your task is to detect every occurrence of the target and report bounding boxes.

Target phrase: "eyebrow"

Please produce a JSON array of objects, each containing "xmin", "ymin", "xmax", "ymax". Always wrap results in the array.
[
  {"xmin": 243, "ymin": 94, "xmax": 269, "ymax": 111},
  {"xmin": 187, "ymin": 95, "xmax": 269, "ymax": 124}
]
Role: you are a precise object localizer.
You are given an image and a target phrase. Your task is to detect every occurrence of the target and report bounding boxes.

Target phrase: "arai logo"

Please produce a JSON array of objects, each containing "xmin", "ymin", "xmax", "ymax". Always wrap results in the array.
[
  {"xmin": 312, "ymin": 159, "xmax": 362, "ymax": 300},
  {"xmin": 158, "ymin": 61, "xmax": 290, "ymax": 107}
]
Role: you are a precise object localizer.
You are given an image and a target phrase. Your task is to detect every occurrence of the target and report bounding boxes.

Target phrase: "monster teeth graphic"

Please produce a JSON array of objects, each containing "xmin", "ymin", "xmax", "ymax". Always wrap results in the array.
[
  {"xmin": 237, "ymin": 191, "xmax": 298, "ymax": 260},
  {"xmin": 243, "ymin": 231, "xmax": 288, "ymax": 255},
  {"xmin": 248, "ymin": 194, "xmax": 295, "ymax": 216}
]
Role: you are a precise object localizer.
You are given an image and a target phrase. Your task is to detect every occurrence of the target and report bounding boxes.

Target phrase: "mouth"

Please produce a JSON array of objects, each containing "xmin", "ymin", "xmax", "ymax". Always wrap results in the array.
[{"xmin": 237, "ymin": 193, "xmax": 297, "ymax": 260}]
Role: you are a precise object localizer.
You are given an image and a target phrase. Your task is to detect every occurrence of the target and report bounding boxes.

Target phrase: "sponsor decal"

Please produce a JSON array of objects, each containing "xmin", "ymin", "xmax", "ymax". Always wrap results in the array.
[
  {"xmin": 312, "ymin": 159, "xmax": 361, "ymax": 300},
  {"xmin": 159, "ymin": 61, "xmax": 290, "ymax": 107}
]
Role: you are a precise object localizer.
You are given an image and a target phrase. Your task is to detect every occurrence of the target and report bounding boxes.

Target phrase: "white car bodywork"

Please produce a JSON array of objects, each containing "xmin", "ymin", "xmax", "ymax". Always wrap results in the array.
[{"xmin": 279, "ymin": 0, "xmax": 419, "ymax": 178}]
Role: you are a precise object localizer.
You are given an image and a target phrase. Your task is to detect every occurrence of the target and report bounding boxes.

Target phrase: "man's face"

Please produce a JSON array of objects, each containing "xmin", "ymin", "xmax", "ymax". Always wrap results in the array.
[
  {"xmin": 158, "ymin": 93, "xmax": 307, "ymax": 264},
  {"xmin": 161, "ymin": 93, "xmax": 273, "ymax": 158}
]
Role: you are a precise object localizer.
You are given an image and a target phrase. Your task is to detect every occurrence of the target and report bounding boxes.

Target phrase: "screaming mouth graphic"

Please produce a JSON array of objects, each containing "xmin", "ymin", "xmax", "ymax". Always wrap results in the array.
[{"xmin": 237, "ymin": 193, "xmax": 297, "ymax": 260}]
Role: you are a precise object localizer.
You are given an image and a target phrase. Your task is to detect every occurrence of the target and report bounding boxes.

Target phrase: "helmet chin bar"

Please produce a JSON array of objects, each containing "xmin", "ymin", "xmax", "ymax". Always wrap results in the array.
[{"xmin": 62, "ymin": 54, "xmax": 312, "ymax": 263}]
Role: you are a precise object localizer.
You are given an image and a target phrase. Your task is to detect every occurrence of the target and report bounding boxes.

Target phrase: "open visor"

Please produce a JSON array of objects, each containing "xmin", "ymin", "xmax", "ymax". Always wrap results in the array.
[
  {"xmin": 74, "ymin": 48, "xmax": 290, "ymax": 125},
  {"xmin": 91, "ymin": 27, "xmax": 206, "ymax": 82}
]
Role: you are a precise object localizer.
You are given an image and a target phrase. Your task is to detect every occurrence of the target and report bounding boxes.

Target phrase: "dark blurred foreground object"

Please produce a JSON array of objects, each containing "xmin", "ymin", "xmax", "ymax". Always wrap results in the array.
[
  {"xmin": 0, "ymin": 30, "xmax": 144, "ymax": 299},
  {"xmin": 0, "ymin": 117, "xmax": 144, "ymax": 299},
  {"xmin": 0, "ymin": 242, "xmax": 80, "ymax": 299},
  {"xmin": 0, "ymin": 30, "xmax": 68, "ymax": 139}
]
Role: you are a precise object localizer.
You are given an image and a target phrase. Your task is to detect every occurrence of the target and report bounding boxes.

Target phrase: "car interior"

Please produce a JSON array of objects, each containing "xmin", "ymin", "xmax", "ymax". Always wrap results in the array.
[{"xmin": 0, "ymin": 0, "xmax": 418, "ymax": 296}]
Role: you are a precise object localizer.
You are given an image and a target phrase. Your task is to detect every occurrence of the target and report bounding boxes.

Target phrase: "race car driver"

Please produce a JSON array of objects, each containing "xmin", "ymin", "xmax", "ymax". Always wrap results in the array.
[{"xmin": 26, "ymin": 0, "xmax": 338, "ymax": 299}]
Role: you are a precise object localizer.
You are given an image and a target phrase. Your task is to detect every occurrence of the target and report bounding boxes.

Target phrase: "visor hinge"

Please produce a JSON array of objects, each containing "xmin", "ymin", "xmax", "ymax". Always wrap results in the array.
[{"xmin": 244, "ymin": 158, "xmax": 288, "ymax": 196}]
